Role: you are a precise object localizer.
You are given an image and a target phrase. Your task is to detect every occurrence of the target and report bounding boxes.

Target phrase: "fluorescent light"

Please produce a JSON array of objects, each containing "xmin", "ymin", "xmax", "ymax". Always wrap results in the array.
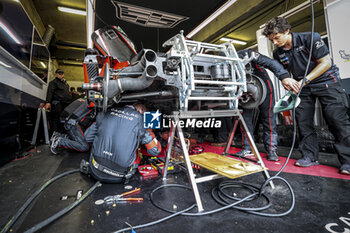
[
  {"xmin": 186, "ymin": 0, "xmax": 237, "ymax": 38},
  {"xmin": 0, "ymin": 19, "xmax": 22, "ymax": 45},
  {"xmin": 58, "ymin": 6, "xmax": 86, "ymax": 16},
  {"xmin": 40, "ymin": 61, "xmax": 46, "ymax": 68},
  {"xmin": 86, "ymin": 0, "xmax": 95, "ymax": 48},
  {"xmin": 13, "ymin": 0, "xmax": 20, "ymax": 2},
  {"xmin": 220, "ymin": 37, "xmax": 247, "ymax": 45}
]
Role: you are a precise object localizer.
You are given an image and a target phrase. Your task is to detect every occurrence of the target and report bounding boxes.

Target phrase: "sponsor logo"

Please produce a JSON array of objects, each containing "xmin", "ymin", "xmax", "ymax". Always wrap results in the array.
[
  {"xmin": 315, "ymin": 40, "xmax": 325, "ymax": 49},
  {"xmin": 339, "ymin": 50, "xmax": 350, "ymax": 62},
  {"xmin": 102, "ymin": 168, "xmax": 124, "ymax": 177},
  {"xmin": 295, "ymin": 45, "xmax": 305, "ymax": 52},
  {"xmin": 110, "ymin": 109, "xmax": 137, "ymax": 121},
  {"xmin": 103, "ymin": 151, "xmax": 113, "ymax": 156}
]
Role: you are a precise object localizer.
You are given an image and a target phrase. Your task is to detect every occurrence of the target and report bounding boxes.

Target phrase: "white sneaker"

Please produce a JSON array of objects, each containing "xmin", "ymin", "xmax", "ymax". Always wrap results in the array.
[
  {"xmin": 50, "ymin": 137, "xmax": 61, "ymax": 155},
  {"xmin": 235, "ymin": 149, "xmax": 253, "ymax": 157}
]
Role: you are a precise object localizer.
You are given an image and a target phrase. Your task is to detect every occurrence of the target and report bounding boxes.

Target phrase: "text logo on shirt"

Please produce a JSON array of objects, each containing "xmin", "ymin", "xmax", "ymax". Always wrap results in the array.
[
  {"xmin": 144, "ymin": 110, "xmax": 161, "ymax": 129},
  {"xmin": 315, "ymin": 40, "xmax": 325, "ymax": 49}
]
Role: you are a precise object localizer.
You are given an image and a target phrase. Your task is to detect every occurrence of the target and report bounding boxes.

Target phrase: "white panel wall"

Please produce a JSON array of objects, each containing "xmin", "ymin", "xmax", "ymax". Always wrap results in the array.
[{"xmin": 324, "ymin": 0, "xmax": 350, "ymax": 79}]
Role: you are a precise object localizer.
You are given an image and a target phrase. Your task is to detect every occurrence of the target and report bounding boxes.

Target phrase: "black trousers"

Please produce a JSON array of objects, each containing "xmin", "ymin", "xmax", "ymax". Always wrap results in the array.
[
  {"xmin": 49, "ymin": 101, "xmax": 69, "ymax": 134},
  {"xmin": 242, "ymin": 77, "xmax": 278, "ymax": 152},
  {"xmin": 58, "ymin": 123, "xmax": 89, "ymax": 152},
  {"xmin": 295, "ymin": 82, "xmax": 350, "ymax": 166},
  {"xmin": 216, "ymin": 117, "xmax": 233, "ymax": 143}
]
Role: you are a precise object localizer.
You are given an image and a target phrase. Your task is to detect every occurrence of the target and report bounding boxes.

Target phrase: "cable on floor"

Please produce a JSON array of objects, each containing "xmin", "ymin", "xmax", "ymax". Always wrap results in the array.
[{"xmin": 1, "ymin": 169, "xmax": 100, "ymax": 233}]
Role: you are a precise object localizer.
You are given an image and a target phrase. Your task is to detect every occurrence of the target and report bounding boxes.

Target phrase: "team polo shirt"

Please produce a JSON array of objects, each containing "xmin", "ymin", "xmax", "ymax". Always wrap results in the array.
[{"xmin": 273, "ymin": 32, "xmax": 340, "ymax": 85}]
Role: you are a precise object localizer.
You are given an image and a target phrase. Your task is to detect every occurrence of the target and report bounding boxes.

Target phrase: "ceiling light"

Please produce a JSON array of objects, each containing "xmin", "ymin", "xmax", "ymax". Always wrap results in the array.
[
  {"xmin": 57, "ymin": 6, "xmax": 86, "ymax": 16},
  {"xmin": 40, "ymin": 61, "xmax": 46, "ymax": 68},
  {"xmin": 186, "ymin": 0, "xmax": 238, "ymax": 38},
  {"xmin": 220, "ymin": 37, "xmax": 247, "ymax": 45}
]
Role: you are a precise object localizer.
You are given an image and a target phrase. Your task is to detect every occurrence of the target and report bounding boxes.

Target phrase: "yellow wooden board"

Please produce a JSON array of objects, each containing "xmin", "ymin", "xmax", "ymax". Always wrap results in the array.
[{"xmin": 190, "ymin": 152, "xmax": 266, "ymax": 179}]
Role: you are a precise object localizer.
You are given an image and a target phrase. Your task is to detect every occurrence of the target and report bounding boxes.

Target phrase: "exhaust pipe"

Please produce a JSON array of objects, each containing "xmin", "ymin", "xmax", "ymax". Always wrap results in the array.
[
  {"xmin": 118, "ymin": 49, "xmax": 157, "ymax": 75},
  {"xmin": 82, "ymin": 49, "xmax": 158, "ymax": 100},
  {"xmin": 106, "ymin": 65, "xmax": 158, "ymax": 98},
  {"xmin": 106, "ymin": 49, "xmax": 158, "ymax": 98}
]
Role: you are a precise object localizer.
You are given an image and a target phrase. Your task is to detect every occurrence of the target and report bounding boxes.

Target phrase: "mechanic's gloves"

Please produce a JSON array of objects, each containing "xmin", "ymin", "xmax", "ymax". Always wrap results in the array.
[{"xmin": 145, "ymin": 129, "xmax": 161, "ymax": 156}]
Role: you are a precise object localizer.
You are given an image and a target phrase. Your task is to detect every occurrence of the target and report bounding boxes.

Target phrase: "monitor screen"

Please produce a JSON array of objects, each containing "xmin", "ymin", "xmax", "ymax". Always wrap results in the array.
[{"xmin": 0, "ymin": 0, "xmax": 33, "ymax": 68}]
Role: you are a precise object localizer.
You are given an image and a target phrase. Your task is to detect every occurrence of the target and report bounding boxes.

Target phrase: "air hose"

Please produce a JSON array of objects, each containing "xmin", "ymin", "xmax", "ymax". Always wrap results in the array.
[{"xmin": 113, "ymin": 0, "xmax": 315, "ymax": 232}]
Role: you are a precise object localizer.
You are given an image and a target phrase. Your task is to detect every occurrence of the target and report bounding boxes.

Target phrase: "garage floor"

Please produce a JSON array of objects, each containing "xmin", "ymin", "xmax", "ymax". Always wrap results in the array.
[{"xmin": 0, "ymin": 143, "xmax": 349, "ymax": 233}]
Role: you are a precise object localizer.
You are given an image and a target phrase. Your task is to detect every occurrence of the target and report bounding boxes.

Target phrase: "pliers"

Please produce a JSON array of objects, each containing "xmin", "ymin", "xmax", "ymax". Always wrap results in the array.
[{"xmin": 104, "ymin": 188, "xmax": 143, "ymax": 204}]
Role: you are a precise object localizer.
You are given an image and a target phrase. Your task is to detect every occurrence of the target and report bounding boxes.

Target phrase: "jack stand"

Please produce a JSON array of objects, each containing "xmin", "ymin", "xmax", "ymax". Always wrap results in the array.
[
  {"xmin": 163, "ymin": 110, "xmax": 274, "ymax": 212},
  {"xmin": 31, "ymin": 107, "xmax": 50, "ymax": 145}
]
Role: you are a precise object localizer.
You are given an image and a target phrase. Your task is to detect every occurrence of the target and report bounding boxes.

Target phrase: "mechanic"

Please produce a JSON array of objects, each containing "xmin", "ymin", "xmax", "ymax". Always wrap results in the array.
[
  {"xmin": 263, "ymin": 17, "xmax": 350, "ymax": 174},
  {"xmin": 45, "ymin": 69, "xmax": 72, "ymax": 134},
  {"xmin": 235, "ymin": 49, "xmax": 291, "ymax": 161},
  {"xmin": 49, "ymin": 98, "xmax": 95, "ymax": 155},
  {"xmin": 82, "ymin": 103, "xmax": 162, "ymax": 183}
]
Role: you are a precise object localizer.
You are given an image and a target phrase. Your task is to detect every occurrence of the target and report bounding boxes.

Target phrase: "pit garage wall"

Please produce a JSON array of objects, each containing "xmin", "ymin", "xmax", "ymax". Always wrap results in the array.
[{"xmin": 324, "ymin": 0, "xmax": 350, "ymax": 94}]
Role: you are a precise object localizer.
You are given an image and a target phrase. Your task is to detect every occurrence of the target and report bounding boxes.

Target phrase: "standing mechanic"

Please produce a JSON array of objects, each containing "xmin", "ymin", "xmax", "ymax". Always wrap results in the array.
[
  {"xmin": 263, "ymin": 17, "xmax": 350, "ymax": 174},
  {"xmin": 235, "ymin": 49, "xmax": 291, "ymax": 161},
  {"xmin": 50, "ymin": 98, "xmax": 95, "ymax": 155},
  {"xmin": 45, "ymin": 69, "xmax": 72, "ymax": 134},
  {"xmin": 82, "ymin": 103, "xmax": 161, "ymax": 183}
]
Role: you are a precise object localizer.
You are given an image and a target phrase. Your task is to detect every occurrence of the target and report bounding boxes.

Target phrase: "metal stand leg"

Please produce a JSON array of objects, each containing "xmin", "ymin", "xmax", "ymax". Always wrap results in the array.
[
  {"xmin": 224, "ymin": 117, "xmax": 239, "ymax": 154},
  {"xmin": 163, "ymin": 113, "xmax": 204, "ymax": 212},
  {"xmin": 41, "ymin": 108, "xmax": 50, "ymax": 145},
  {"xmin": 237, "ymin": 113, "xmax": 275, "ymax": 189},
  {"xmin": 163, "ymin": 125, "xmax": 175, "ymax": 180},
  {"xmin": 31, "ymin": 108, "xmax": 42, "ymax": 145},
  {"xmin": 174, "ymin": 114, "xmax": 204, "ymax": 212},
  {"xmin": 31, "ymin": 108, "xmax": 50, "ymax": 145}
]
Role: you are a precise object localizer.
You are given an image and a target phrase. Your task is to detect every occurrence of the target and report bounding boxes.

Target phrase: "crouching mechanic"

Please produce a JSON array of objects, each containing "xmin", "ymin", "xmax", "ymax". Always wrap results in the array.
[
  {"xmin": 82, "ymin": 103, "xmax": 161, "ymax": 183},
  {"xmin": 50, "ymin": 98, "xmax": 95, "ymax": 154}
]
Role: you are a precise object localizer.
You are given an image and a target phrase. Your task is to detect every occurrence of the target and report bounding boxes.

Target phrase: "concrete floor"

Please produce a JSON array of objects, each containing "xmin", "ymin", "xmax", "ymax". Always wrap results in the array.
[{"xmin": 0, "ymin": 143, "xmax": 349, "ymax": 233}]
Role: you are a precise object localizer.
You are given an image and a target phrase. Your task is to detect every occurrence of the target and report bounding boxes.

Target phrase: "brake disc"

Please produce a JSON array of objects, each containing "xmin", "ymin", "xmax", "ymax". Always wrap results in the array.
[
  {"xmin": 102, "ymin": 63, "xmax": 110, "ymax": 112},
  {"xmin": 239, "ymin": 74, "xmax": 267, "ymax": 109}
]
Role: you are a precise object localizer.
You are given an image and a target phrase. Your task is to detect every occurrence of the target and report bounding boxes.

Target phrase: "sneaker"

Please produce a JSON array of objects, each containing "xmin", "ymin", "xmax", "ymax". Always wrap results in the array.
[
  {"xmin": 295, "ymin": 157, "xmax": 319, "ymax": 167},
  {"xmin": 267, "ymin": 151, "xmax": 279, "ymax": 161},
  {"xmin": 49, "ymin": 131, "xmax": 60, "ymax": 145},
  {"xmin": 340, "ymin": 164, "xmax": 350, "ymax": 175},
  {"xmin": 50, "ymin": 136, "xmax": 61, "ymax": 155},
  {"xmin": 235, "ymin": 149, "xmax": 253, "ymax": 157}
]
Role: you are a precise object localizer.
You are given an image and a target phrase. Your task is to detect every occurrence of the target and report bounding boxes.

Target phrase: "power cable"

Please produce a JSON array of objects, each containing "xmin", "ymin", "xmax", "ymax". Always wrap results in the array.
[
  {"xmin": 1, "ymin": 169, "xmax": 79, "ymax": 233},
  {"xmin": 1, "ymin": 169, "xmax": 100, "ymax": 233},
  {"xmin": 113, "ymin": 202, "xmax": 196, "ymax": 233},
  {"xmin": 23, "ymin": 181, "xmax": 101, "ymax": 233}
]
